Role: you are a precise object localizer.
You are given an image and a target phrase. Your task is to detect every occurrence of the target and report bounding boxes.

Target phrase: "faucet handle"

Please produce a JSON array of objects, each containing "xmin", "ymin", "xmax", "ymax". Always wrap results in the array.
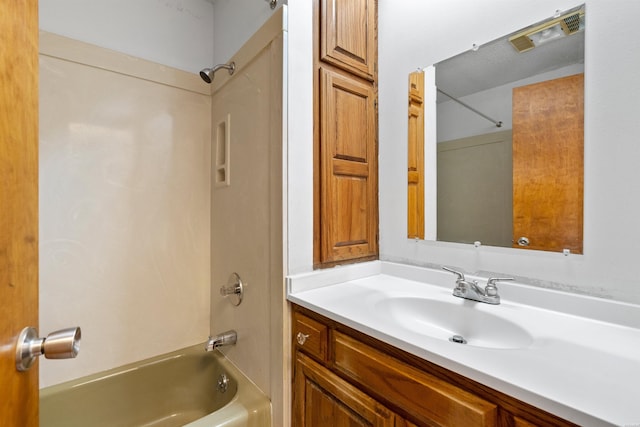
[
  {"xmin": 442, "ymin": 266, "xmax": 465, "ymax": 281},
  {"xmin": 219, "ymin": 272, "xmax": 244, "ymax": 306},
  {"xmin": 485, "ymin": 277, "xmax": 514, "ymax": 296}
]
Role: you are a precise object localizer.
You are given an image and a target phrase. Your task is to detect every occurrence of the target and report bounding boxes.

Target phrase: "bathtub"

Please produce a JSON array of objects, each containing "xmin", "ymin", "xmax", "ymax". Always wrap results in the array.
[{"xmin": 40, "ymin": 343, "xmax": 271, "ymax": 427}]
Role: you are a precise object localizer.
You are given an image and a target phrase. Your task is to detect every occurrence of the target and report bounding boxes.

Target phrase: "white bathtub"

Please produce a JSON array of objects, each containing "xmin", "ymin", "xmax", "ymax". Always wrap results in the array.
[{"xmin": 40, "ymin": 343, "xmax": 271, "ymax": 427}]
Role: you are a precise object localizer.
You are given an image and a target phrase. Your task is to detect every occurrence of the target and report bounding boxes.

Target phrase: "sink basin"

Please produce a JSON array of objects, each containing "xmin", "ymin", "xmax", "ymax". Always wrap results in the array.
[{"xmin": 374, "ymin": 297, "xmax": 533, "ymax": 349}]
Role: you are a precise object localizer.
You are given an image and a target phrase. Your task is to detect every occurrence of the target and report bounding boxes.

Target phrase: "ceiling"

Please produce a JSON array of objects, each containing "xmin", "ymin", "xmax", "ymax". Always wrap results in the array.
[{"xmin": 436, "ymin": 23, "xmax": 585, "ymax": 100}]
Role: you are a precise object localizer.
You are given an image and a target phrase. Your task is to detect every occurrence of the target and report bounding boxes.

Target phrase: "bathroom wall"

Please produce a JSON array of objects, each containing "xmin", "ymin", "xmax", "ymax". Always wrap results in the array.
[
  {"xmin": 39, "ymin": 33, "xmax": 212, "ymax": 387},
  {"xmin": 212, "ymin": 0, "xmax": 286, "ymax": 63},
  {"xmin": 285, "ymin": 1, "xmax": 314, "ymax": 276},
  {"xmin": 39, "ymin": 0, "xmax": 214, "ymax": 73},
  {"xmin": 208, "ymin": 10, "xmax": 288, "ymax": 426},
  {"xmin": 377, "ymin": 0, "xmax": 640, "ymax": 304}
]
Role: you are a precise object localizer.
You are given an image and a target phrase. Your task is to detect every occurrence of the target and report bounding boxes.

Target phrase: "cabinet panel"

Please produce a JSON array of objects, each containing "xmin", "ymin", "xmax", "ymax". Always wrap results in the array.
[
  {"xmin": 320, "ymin": 0, "xmax": 376, "ymax": 80},
  {"xmin": 395, "ymin": 419, "xmax": 419, "ymax": 427},
  {"xmin": 293, "ymin": 312, "xmax": 329, "ymax": 362},
  {"xmin": 513, "ymin": 416, "xmax": 539, "ymax": 427},
  {"xmin": 319, "ymin": 67, "xmax": 377, "ymax": 263},
  {"xmin": 333, "ymin": 331, "xmax": 498, "ymax": 427},
  {"xmin": 293, "ymin": 352, "xmax": 394, "ymax": 427}
]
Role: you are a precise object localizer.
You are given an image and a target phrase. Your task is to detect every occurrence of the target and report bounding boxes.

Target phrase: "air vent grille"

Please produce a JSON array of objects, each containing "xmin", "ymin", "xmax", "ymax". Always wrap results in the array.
[
  {"xmin": 509, "ymin": 35, "xmax": 535, "ymax": 53},
  {"xmin": 562, "ymin": 13, "xmax": 582, "ymax": 35}
]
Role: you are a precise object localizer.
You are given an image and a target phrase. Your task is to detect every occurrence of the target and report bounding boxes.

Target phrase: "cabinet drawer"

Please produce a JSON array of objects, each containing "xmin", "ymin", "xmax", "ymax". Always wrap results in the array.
[
  {"xmin": 293, "ymin": 312, "xmax": 328, "ymax": 361},
  {"xmin": 333, "ymin": 331, "xmax": 497, "ymax": 427}
]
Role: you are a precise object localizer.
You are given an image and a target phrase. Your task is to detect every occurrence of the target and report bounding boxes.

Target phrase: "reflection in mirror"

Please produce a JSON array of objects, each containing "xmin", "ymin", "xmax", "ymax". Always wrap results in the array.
[{"xmin": 407, "ymin": 5, "xmax": 585, "ymax": 254}]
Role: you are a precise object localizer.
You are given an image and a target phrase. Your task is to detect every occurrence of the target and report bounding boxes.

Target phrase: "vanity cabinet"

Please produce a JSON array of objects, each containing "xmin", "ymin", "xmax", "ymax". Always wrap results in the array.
[
  {"xmin": 292, "ymin": 306, "xmax": 578, "ymax": 427},
  {"xmin": 294, "ymin": 352, "xmax": 396, "ymax": 427},
  {"xmin": 314, "ymin": 0, "xmax": 379, "ymax": 267}
]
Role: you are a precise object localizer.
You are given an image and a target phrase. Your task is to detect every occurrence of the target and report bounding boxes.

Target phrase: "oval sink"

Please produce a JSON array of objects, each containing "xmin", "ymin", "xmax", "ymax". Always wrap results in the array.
[{"xmin": 374, "ymin": 297, "xmax": 533, "ymax": 349}]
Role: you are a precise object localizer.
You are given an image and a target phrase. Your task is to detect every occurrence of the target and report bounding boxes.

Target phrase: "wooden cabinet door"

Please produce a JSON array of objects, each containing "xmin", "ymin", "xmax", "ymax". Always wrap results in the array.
[
  {"xmin": 407, "ymin": 71, "xmax": 425, "ymax": 239},
  {"xmin": 333, "ymin": 332, "xmax": 498, "ymax": 427},
  {"xmin": 320, "ymin": 0, "xmax": 376, "ymax": 80},
  {"xmin": 0, "ymin": 1, "xmax": 40, "ymax": 425},
  {"xmin": 293, "ymin": 352, "xmax": 394, "ymax": 427},
  {"xmin": 319, "ymin": 67, "xmax": 378, "ymax": 264},
  {"xmin": 512, "ymin": 74, "xmax": 584, "ymax": 254}
]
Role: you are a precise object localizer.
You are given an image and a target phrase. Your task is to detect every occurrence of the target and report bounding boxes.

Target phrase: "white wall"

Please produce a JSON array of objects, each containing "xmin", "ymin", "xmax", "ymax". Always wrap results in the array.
[
  {"xmin": 212, "ymin": 0, "xmax": 286, "ymax": 63},
  {"xmin": 378, "ymin": 0, "xmax": 640, "ymax": 304},
  {"xmin": 286, "ymin": 0, "xmax": 314, "ymax": 275},
  {"xmin": 39, "ymin": 0, "xmax": 214, "ymax": 73}
]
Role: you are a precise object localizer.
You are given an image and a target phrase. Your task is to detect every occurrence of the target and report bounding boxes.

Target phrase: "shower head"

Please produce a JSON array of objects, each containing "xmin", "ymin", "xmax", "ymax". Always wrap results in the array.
[{"xmin": 199, "ymin": 62, "xmax": 236, "ymax": 84}]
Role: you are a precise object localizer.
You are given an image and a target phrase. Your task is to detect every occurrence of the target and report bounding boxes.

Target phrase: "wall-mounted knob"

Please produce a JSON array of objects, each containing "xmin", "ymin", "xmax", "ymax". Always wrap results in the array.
[
  {"xmin": 296, "ymin": 332, "xmax": 309, "ymax": 346},
  {"xmin": 219, "ymin": 272, "xmax": 244, "ymax": 306},
  {"xmin": 16, "ymin": 326, "xmax": 81, "ymax": 372}
]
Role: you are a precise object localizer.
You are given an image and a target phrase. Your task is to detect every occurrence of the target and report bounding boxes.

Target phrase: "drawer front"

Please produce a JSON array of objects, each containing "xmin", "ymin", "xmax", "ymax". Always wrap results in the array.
[
  {"xmin": 333, "ymin": 331, "xmax": 498, "ymax": 427},
  {"xmin": 293, "ymin": 312, "xmax": 328, "ymax": 362}
]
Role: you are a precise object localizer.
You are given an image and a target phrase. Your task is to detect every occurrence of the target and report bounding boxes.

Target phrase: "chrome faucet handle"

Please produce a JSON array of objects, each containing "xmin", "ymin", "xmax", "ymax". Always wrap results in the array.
[
  {"xmin": 443, "ymin": 267, "xmax": 475, "ymax": 297},
  {"xmin": 442, "ymin": 266, "xmax": 465, "ymax": 282},
  {"xmin": 219, "ymin": 272, "xmax": 244, "ymax": 306},
  {"xmin": 485, "ymin": 277, "xmax": 514, "ymax": 296}
]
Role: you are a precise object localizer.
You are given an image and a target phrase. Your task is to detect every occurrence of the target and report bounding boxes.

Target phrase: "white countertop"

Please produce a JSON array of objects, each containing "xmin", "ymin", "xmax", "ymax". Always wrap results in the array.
[{"xmin": 287, "ymin": 261, "xmax": 640, "ymax": 427}]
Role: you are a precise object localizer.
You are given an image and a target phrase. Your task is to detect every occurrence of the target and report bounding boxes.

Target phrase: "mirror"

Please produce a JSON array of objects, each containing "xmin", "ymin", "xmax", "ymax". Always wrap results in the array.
[{"xmin": 407, "ymin": 5, "xmax": 585, "ymax": 254}]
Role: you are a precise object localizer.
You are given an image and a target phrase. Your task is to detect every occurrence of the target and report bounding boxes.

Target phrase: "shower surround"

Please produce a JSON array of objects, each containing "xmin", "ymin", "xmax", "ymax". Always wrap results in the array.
[{"xmin": 39, "ymin": 31, "xmax": 212, "ymax": 388}]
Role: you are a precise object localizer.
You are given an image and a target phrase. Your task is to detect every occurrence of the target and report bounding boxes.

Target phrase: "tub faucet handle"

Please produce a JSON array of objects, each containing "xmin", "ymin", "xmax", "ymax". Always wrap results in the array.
[{"xmin": 219, "ymin": 272, "xmax": 244, "ymax": 306}]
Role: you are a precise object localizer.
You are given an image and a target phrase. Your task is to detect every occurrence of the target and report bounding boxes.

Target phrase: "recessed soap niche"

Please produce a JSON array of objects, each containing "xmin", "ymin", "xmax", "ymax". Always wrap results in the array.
[{"xmin": 215, "ymin": 114, "xmax": 231, "ymax": 187}]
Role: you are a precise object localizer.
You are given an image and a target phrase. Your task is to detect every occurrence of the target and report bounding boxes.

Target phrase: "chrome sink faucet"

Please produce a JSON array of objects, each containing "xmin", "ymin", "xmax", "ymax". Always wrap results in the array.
[{"xmin": 442, "ymin": 267, "xmax": 513, "ymax": 305}]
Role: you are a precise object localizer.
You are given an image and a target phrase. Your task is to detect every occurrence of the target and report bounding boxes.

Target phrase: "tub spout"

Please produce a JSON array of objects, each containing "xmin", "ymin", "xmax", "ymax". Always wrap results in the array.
[{"xmin": 206, "ymin": 330, "xmax": 237, "ymax": 352}]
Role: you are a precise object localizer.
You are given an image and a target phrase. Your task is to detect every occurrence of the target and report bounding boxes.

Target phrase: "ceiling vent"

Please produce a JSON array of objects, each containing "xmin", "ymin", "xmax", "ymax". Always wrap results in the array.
[
  {"xmin": 561, "ymin": 13, "xmax": 582, "ymax": 35},
  {"xmin": 509, "ymin": 9, "xmax": 585, "ymax": 53}
]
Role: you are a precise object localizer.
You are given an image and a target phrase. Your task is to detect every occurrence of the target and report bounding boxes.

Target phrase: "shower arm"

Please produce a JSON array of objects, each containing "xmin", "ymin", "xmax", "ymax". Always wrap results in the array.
[
  {"xmin": 199, "ymin": 62, "xmax": 236, "ymax": 84},
  {"xmin": 211, "ymin": 63, "xmax": 235, "ymax": 74}
]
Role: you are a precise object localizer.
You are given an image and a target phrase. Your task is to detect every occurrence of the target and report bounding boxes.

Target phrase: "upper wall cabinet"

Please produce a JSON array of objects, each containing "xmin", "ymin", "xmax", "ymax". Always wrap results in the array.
[
  {"xmin": 319, "ymin": 67, "xmax": 378, "ymax": 263},
  {"xmin": 320, "ymin": 0, "xmax": 377, "ymax": 80},
  {"xmin": 314, "ymin": 0, "xmax": 378, "ymax": 267}
]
